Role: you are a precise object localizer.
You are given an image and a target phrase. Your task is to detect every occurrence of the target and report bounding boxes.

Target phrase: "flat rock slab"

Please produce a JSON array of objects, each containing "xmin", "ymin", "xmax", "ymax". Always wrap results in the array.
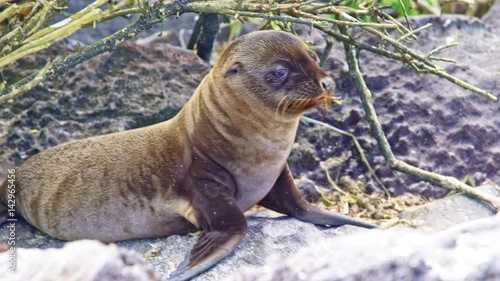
[
  {"xmin": 229, "ymin": 214, "xmax": 500, "ymax": 281},
  {"xmin": 400, "ymin": 185, "xmax": 499, "ymax": 231}
]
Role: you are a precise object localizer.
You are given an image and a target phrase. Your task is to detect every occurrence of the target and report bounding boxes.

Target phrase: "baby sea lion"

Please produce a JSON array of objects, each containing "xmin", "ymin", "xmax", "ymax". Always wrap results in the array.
[{"xmin": 0, "ymin": 30, "xmax": 376, "ymax": 280}]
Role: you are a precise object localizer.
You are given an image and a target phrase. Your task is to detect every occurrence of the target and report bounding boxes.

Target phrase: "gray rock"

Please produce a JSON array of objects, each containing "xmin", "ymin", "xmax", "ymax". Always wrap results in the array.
[
  {"xmin": 400, "ymin": 184, "xmax": 499, "ymax": 231},
  {"xmin": 0, "ymin": 211, "xmax": 369, "ymax": 280},
  {"xmin": 0, "ymin": 240, "xmax": 160, "ymax": 281},
  {"xmin": 482, "ymin": 2, "xmax": 500, "ymax": 30},
  {"xmin": 229, "ymin": 214, "xmax": 500, "ymax": 281}
]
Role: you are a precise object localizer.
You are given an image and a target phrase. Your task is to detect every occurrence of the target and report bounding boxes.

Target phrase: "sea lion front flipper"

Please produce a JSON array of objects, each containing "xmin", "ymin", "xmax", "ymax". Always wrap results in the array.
[
  {"xmin": 169, "ymin": 185, "xmax": 247, "ymax": 281},
  {"xmin": 259, "ymin": 164, "xmax": 378, "ymax": 229},
  {"xmin": 169, "ymin": 230, "xmax": 246, "ymax": 281}
]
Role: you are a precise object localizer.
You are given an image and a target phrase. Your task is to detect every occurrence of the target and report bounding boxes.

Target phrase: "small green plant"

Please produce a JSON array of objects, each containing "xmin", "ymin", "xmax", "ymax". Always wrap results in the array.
[{"xmin": 340, "ymin": 0, "xmax": 494, "ymax": 20}]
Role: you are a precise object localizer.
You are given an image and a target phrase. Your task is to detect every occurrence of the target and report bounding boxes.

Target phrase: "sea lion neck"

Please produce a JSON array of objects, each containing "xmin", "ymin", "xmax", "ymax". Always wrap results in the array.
[{"xmin": 179, "ymin": 70, "xmax": 299, "ymax": 146}]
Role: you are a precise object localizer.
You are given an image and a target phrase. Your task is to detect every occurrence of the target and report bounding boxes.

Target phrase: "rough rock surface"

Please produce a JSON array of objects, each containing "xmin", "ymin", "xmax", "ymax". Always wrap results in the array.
[
  {"xmin": 229, "ymin": 213, "xmax": 500, "ymax": 281},
  {"xmin": 0, "ymin": 211, "xmax": 369, "ymax": 280},
  {"xmin": 0, "ymin": 240, "xmax": 160, "ymax": 281}
]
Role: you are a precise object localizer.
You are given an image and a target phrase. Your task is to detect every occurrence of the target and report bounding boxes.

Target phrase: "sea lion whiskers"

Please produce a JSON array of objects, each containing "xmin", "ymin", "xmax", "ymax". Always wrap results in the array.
[
  {"xmin": 288, "ymin": 92, "xmax": 325, "ymax": 110},
  {"xmin": 298, "ymin": 63, "xmax": 311, "ymax": 79},
  {"xmin": 316, "ymin": 92, "xmax": 342, "ymax": 117},
  {"xmin": 275, "ymin": 95, "xmax": 289, "ymax": 119},
  {"xmin": 277, "ymin": 96, "xmax": 291, "ymax": 117},
  {"xmin": 291, "ymin": 98, "xmax": 307, "ymax": 111},
  {"xmin": 283, "ymin": 97, "xmax": 293, "ymax": 116}
]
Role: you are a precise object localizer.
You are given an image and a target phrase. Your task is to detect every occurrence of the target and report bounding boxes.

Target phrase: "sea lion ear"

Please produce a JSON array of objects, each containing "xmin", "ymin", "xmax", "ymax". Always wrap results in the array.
[
  {"xmin": 224, "ymin": 62, "xmax": 241, "ymax": 78},
  {"xmin": 309, "ymin": 50, "xmax": 320, "ymax": 64}
]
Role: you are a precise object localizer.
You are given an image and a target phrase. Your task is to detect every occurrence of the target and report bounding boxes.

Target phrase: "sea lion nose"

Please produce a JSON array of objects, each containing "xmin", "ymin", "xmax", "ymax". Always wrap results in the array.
[{"xmin": 320, "ymin": 77, "xmax": 334, "ymax": 91}]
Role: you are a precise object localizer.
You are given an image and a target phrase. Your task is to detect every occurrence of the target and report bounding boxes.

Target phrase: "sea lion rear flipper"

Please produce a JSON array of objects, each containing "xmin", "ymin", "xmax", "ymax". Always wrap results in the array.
[
  {"xmin": 169, "ymin": 189, "xmax": 247, "ymax": 281},
  {"xmin": 259, "ymin": 164, "xmax": 378, "ymax": 229}
]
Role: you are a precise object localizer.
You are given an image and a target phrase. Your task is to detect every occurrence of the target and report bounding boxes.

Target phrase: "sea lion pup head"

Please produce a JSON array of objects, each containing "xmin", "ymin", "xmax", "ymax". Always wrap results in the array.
[{"xmin": 213, "ymin": 30, "xmax": 336, "ymax": 116}]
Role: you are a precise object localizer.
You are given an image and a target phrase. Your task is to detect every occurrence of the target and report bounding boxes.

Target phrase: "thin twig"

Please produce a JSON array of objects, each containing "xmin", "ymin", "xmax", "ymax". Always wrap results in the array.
[
  {"xmin": 428, "ymin": 56, "xmax": 456, "ymax": 63},
  {"xmin": 427, "ymin": 42, "xmax": 459, "ymax": 57},
  {"xmin": 397, "ymin": 22, "xmax": 432, "ymax": 42},
  {"xmin": 0, "ymin": 60, "xmax": 55, "ymax": 104},
  {"xmin": 376, "ymin": 12, "xmax": 417, "ymax": 40},
  {"xmin": 413, "ymin": 59, "xmax": 496, "ymax": 100},
  {"xmin": 301, "ymin": 116, "xmax": 391, "ymax": 199},
  {"xmin": 396, "ymin": 0, "xmax": 413, "ymax": 32},
  {"xmin": 291, "ymin": 9, "xmax": 397, "ymax": 28},
  {"xmin": 319, "ymin": 36, "xmax": 333, "ymax": 67}
]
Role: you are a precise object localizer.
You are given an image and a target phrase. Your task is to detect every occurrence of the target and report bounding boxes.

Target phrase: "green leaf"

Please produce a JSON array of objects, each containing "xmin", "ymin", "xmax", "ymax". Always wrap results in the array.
[{"xmin": 320, "ymin": 192, "xmax": 334, "ymax": 207}]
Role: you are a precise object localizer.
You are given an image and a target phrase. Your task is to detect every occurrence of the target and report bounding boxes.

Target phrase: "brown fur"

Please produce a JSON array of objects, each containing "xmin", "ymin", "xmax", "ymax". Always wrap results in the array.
[{"xmin": 0, "ymin": 31, "xmax": 335, "ymax": 242}]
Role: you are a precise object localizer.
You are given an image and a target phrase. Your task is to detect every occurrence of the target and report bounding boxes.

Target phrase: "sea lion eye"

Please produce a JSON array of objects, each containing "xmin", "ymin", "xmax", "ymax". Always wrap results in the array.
[
  {"xmin": 272, "ymin": 68, "xmax": 288, "ymax": 79},
  {"xmin": 265, "ymin": 65, "xmax": 288, "ymax": 85}
]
